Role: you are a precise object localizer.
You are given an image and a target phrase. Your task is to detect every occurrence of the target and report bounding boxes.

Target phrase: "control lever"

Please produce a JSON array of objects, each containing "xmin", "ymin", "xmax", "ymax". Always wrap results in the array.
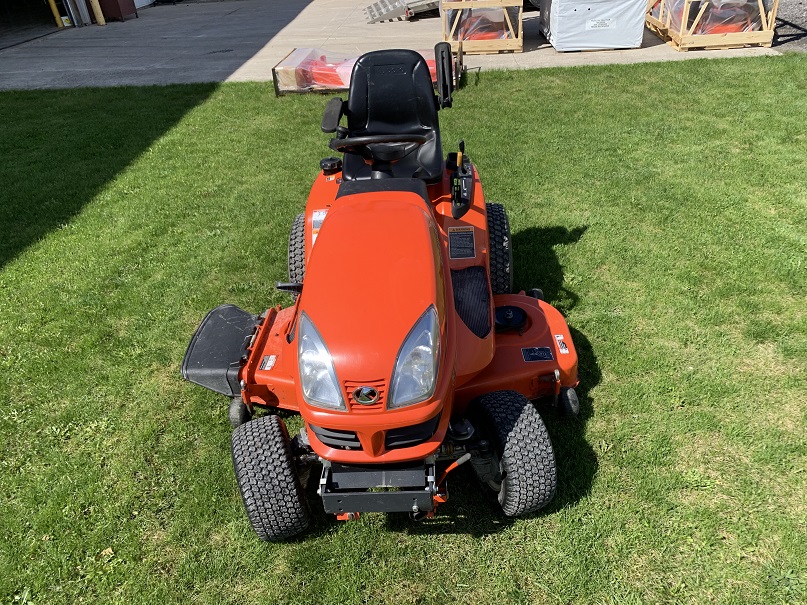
[{"xmin": 451, "ymin": 140, "xmax": 473, "ymax": 219}]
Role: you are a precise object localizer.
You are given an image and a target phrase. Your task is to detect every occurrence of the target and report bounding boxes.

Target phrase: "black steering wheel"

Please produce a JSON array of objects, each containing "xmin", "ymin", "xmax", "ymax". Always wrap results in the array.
[{"xmin": 329, "ymin": 133, "xmax": 430, "ymax": 156}]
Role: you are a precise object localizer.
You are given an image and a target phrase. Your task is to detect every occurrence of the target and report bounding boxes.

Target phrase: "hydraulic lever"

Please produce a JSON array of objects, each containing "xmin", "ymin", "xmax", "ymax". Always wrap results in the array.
[{"xmin": 451, "ymin": 140, "xmax": 473, "ymax": 219}]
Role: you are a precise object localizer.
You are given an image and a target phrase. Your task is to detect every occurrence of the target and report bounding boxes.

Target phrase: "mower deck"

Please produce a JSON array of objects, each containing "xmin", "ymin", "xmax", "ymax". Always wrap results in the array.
[{"xmin": 181, "ymin": 304, "xmax": 259, "ymax": 397}]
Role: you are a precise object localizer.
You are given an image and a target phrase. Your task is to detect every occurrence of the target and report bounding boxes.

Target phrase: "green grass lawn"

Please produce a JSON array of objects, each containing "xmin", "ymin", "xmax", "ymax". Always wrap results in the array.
[{"xmin": 1, "ymin": 54, "xmax": 805, "ymax": 604}]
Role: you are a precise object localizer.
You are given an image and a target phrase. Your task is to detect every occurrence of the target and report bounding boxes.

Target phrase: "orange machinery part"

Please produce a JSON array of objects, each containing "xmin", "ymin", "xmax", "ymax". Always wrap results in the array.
[{"xmin": 239, "ymin": 163, "xmax": 577, "ymax": 465}]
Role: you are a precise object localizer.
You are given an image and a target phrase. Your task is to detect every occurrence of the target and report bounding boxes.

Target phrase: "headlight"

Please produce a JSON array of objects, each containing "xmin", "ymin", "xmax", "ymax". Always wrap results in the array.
[
  {"xmin": 389, "ymin": 307, "xmax": 440, "ymax": 408},
  {"xmin": 298, "ymin": 312, "xmax": 345, "ymax": 410}
]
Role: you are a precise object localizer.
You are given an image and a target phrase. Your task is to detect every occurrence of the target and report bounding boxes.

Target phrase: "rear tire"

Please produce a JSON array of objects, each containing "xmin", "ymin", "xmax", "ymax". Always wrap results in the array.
[
  {"xmin": 288, "ymin": 213, "xmax": 306, "ymax": 284},
  {"xmin": 486, "ymin": 203, "xmax": 513, "ymax": 295},
  {"xmin": 231, "ymin": 415, "xmax": 310, "ymax": 541},
  {"xmin": 470, "ymin": 390, "xmax": 557, "ymax": 516}
]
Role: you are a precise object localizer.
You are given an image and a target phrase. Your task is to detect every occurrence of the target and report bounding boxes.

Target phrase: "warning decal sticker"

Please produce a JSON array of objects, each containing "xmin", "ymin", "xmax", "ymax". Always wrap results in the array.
[
  {"xmin": 260, "ymin": 355, "xmax": 277, "ymax": 371},
  {"xmin": 312, "ymin": 210, "xmax": 328, "ymax": 246},
  {"xmin": 522, "ymin": 347, "xmax": 554, "ymax": 362},
  {"xmin": 554, "ymin": 334, "xmax": 570, "ymax": 354},
  {"xmin": 448, "ymin": 226, "xmax": 476, "ymax": 259}
]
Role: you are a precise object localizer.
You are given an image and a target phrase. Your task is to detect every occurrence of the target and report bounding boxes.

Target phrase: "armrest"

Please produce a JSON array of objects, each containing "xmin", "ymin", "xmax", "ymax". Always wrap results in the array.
[{"xmin": 321, "ymin": 97, "xmax": 344, "ymax": 133}]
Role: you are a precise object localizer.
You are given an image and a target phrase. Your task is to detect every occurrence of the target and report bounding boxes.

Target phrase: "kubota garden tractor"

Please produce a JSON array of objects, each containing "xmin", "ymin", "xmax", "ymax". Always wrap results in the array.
[{"xmin": 182, "ymin": 43, "xmax": 580, "ymax": 541}]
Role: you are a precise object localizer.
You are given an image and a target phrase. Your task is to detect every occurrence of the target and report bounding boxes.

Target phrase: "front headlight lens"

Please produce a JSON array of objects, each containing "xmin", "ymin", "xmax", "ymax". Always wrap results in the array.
[
  {"xmin": 389, "ymin": 307, "xmax": 440, "ymax": 408},
  {"xmin": 298, "ymin": 312, "xmax": 345, "ymax": 410}
]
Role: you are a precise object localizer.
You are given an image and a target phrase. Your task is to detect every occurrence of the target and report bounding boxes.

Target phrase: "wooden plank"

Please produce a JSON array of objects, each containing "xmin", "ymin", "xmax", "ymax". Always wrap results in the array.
[
  {"xmin": 502, "ymin": 4, "xmax": 516, "ymax": 39},
  {"xmin": 645, "ymin": 13, "xmax": 666, "ymax": 30},
  {"xmin": 768, "ymin": 0, "xmax": 780, "ymax": 31},
  {"xmin": 448, "ymin": 39, "xmax": 522, "ymax": 53},
  {"xmin": 447, "ymin": 8, "xmax": 461, "ymax": 40},
  {"xmin": 687, "ymin": 2, "xmax": 709, "ymax": 36},
  {"xmin": 442, "ymin": 0, "xmax": 521, "ymax": 7},
  {"xmin": 672, "ymin": 30, "xmax": 773, "ymax": 49},
  {"xmin": 757, "ymin": 0, "xmax": 769, "ymax": 30},
  {"xmin": 679, "ymin": 0, "xmax": 690, "ymax": 36}
]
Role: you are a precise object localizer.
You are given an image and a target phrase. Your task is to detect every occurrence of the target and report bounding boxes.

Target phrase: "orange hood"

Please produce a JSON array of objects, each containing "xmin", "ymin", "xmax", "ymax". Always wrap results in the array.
[{"xmin": 299, "ymin": 191, "xmax": 446, "ymax": 385}]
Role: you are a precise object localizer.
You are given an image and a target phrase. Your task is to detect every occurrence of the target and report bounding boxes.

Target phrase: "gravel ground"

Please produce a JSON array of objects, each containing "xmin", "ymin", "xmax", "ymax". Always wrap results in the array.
[{"xmin": 775, "ymin": 0, "xmax": 807, "ymax": 50}]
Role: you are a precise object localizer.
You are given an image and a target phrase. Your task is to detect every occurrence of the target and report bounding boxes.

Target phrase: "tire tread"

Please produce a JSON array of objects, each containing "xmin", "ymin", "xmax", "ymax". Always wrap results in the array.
[
  {"xmin": 288, "ymin": 212, "xmax": 306, "ymax": 284},
  {"xmin": 474, "ymin": 390, "xmax": 557, "ymax": 516},
  {"xmin": 231, "ymin": 415, "xmax": 310, "ymax": 541},
  {"xmin": 486, "ymin": 203, "xmax": 513, "ymax": 295}
]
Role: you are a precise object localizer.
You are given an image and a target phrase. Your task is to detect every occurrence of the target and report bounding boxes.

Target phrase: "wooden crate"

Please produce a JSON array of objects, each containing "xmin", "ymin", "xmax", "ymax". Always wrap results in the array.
[
  {"xmin": 646, "ymin": 0, "xmax": 779, "ymax": 51},
  {"xmin": 442, "ymin": 0, "xmax": 523, "ymax": 54}
]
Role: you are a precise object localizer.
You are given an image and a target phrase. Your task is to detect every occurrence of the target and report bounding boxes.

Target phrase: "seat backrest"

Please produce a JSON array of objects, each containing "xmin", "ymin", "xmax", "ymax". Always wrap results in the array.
[{"xmin": 342, "ymin": 49, "xmax": 443, "ymax": 183}]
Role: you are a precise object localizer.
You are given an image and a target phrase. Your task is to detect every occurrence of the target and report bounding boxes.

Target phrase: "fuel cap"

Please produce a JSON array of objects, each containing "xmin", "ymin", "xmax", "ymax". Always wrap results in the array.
[{"xmin": 320, "ymin": 157, "xmax": 342, "ymax": 175}]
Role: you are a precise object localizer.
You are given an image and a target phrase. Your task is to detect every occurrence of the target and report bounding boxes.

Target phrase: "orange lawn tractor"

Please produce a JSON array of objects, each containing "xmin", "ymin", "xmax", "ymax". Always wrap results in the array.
[{"xmin": 182, "ymin": 43, "xmax": 580, "ymax": 541}]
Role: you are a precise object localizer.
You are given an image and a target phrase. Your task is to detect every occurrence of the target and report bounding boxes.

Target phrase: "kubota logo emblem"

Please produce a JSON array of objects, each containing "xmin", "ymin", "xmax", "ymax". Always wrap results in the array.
[{"xmin": 352, "ymin": 387, "xmax": 380, "ymax": 405}]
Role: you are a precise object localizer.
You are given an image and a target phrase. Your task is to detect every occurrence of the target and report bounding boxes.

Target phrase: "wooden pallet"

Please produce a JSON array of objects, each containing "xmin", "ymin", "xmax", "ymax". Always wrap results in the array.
[
  {"xmin": 646, "ymin": 0, "xmax": 779, "ymax": 51},
  {"xmin": 442, "ymin": 0, "xmax": 523, "ymax": 54}
]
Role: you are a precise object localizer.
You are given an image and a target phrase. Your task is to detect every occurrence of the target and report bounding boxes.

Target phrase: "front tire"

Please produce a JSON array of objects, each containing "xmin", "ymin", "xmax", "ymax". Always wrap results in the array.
[
  {"xmin": 231, "ymin": 415, "xmax": 310, "ymax": 541},
  {"xmin": 470, "ymin": 390, "xmax": 557, "ymax": 516}
]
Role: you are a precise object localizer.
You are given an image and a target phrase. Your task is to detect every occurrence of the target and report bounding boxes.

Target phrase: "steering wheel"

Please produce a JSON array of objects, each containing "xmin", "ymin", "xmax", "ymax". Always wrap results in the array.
[{"xmin": 329, "ymin": 133, "xmax": 430, "ymax": 157}]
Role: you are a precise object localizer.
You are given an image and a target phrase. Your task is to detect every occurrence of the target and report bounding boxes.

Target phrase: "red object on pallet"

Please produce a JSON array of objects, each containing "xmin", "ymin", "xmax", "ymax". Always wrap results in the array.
[
  {"xmin": 446, "ymin": 8, "xmax": 519, "ymax": 40},
  {"xmin": 274, "ymin": 48, "xmax": 440, "ymax": 94},
  {"xmin": 651, "ymin": 0, "xmax": 764, "ymax": 34},
  {"xmin": 695, "ymin": 2, "xmax": 761, "ymax": 34}
]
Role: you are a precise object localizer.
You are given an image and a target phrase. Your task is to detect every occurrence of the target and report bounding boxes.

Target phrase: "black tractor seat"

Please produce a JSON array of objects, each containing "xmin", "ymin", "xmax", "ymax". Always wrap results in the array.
[{"xmin": 336, "ymin": 49, "xmax": 444, "ymax": 183}]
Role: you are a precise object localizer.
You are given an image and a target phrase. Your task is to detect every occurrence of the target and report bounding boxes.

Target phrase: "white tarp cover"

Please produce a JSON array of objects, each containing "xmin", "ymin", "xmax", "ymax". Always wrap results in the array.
[{"xmin": 540, "ymin": 0, "xmax": 646, "ymax": 51}]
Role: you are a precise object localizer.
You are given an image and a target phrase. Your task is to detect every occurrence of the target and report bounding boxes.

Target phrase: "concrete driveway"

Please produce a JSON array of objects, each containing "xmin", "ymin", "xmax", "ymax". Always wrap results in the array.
[{"xmin": 0, "ymin": 0, "xmax": 797, "ymax": 91}]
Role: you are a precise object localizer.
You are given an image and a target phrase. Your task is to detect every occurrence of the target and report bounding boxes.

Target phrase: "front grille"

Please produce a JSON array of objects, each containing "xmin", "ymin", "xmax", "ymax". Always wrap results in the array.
[
  {"xmin": 309, "ymin": 424, "xmax": 361, "ymax": 450},
  {"xmin": 385, "ymin": 414, "xmax": 441, "ymax": 450},
  {"xmin": 344, "ymin": 379, "xmax": 386, "ymax": 411}
]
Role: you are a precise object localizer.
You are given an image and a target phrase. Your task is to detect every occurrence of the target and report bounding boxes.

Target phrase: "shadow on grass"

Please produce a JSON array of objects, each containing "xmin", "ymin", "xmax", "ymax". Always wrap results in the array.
[
  {"xmin": 513, "ymin": 226, "xmax": 587, "ymax": 312},
  {"xmin": 0, "ymin": 85, "xmax": 219, "ymax": 269},
  {"xmin": 515, "ymin": 225, "xmax": 600, "ymax": 514}
]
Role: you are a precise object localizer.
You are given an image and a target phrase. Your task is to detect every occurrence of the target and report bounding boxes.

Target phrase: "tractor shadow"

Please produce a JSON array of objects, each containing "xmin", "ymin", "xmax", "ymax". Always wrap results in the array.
[
  {"xmin": 515, "ymin": 225, "xmax": 600, "ymax": 514},
  {"xmin": 513, "ymin": 225, "xmax": 588, "ymax": 313},
  {"xmin": 381, "ymin": 226, "xmax": 600, "ymax": 537}
]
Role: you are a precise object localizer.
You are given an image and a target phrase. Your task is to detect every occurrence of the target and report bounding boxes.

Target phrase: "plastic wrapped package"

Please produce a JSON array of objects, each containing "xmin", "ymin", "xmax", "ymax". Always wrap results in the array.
[
  {"xmin": 444, "ymin": 7, "xmax": 521, "ymax": 40},
  {"xmin": 651, "ymin": 0, "xmax": 697, "ymax": 32},
  {"xmin": 539, "ymin": 0, "xmax": 646, "ymax": 51},
  {"xmin": 273, "ymin": 49, "xmax": 438, "ymax": 94},
  {"xmin": 696, "ymin": 0, "xmax": 765, "ymax": 34},
  {"xmin": 651, "ymin": 0, "xmax": 768, "ymax": 35},
  {"xmin": 273, "ymin": 49, "xmax": 356, "ymax": 93}
]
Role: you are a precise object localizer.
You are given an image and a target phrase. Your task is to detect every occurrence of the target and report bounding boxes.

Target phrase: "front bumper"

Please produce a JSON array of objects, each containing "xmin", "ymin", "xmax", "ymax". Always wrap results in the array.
[{"xmin": 319, "ymin": 461, "xmax": 436, "ymax": 514}]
